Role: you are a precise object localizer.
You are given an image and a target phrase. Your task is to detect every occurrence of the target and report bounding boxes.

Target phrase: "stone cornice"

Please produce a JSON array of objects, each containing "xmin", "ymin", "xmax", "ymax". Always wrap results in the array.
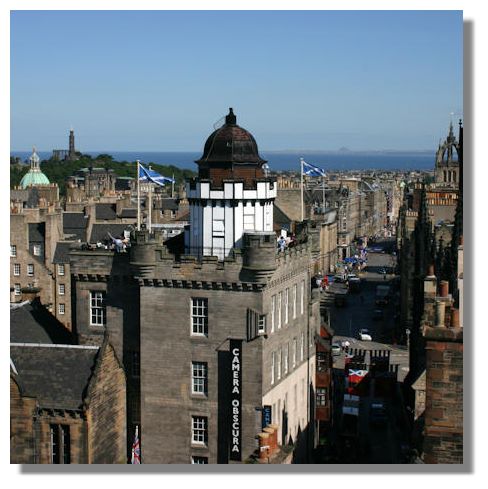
[{"xmin": 135, "ymin": 278, "xmax": 265, "ymax": 291}]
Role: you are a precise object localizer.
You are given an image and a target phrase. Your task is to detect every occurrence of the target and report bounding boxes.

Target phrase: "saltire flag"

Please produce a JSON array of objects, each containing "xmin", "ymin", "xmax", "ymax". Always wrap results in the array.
[
  {"xmin": 138, "ymin": 163, "xmax": 175, "ymax": 187},
  {"xmin": 131, "ymin": 425, "xmax": 141, "ymax": 464},
  {"xmin": 348, "ymin": 369, "xmax": 368, "ymax": 384},
  {"xmin": 301, "ymin": 159, "xmax": 327, "ymax": 177}
]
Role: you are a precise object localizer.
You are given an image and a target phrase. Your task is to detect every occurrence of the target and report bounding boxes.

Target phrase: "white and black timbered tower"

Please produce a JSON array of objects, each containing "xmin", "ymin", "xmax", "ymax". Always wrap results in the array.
[{"xmin": 185, "ymin": 108, "xmax": 277, "ymax": 260}]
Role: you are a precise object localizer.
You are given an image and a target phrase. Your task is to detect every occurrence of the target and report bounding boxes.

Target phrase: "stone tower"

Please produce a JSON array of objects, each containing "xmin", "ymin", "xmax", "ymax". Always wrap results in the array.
[
  {"xmin": 185, "ymin": 108, "xmax": 277, "ymax": 260},
  {"xmin": 434, "ymin": 121, "xmax": 460, "ymax": 187},
  {"xmin": 68, "ymin": 128, "xmax": 78, "ymax": 161}
]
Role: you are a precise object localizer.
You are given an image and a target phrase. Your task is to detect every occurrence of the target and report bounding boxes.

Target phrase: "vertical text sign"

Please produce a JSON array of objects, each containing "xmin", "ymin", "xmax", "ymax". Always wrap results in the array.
[
  {"xmin": 229, "ymin": 339, "xmax": 242, "ymax": 461},
  {"xmin": 262, "ymin": 405, "xmax": 272, "ymax": 430}
]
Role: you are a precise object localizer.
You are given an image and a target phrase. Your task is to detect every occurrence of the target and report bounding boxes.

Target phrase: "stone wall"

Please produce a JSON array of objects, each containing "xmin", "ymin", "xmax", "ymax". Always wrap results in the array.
[
  {"xmin": 423, "ymin": 333, "xmax": 463, "ymax": 463},
  {"xmin": 10, "ymin": 212, "xmax": 55, "ymax": 308},
  {"xmin": 10, "ymin": 377, "xmax": 37, "ymax": 463},
  {"xmin": 86, "ymin": 341, "xmax": 127, "ymax": 464},
  {"xmin": 275, "ymin": 189, "xmax": 302, "ymax": 222},
  {"xmin": 10, "ymin": 377, "xmax": 87, "ymax": 464},
  {"xmin": 140, "ymin": 285, "xmax": 263, "ymax": 463}
]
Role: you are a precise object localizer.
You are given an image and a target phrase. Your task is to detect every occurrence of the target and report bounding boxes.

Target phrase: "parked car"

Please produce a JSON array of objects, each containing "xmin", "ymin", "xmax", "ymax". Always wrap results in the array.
[
  {"xmin": 378, "ymin": 268, "xmax": 387, "ymax": 274},
  {"xmin": 331, "ymin": 343, "xmax": 342, "ymax": 356},
  {"xmin": 358, "ymin": 328, "xmax": 372, "ymax": 341}
]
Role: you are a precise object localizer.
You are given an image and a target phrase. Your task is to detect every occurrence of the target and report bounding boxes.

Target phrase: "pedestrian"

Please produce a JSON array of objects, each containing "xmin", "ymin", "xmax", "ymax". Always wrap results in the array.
[{"xmin": 278, "ymin": 235, "xmax": 286, "ymax": 252}]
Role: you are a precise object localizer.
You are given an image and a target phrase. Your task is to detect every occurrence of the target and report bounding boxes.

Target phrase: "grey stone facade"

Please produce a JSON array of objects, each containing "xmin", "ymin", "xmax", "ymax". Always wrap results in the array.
[{"xmin": 69, "ymin": 230, "xmax": 320, "ymax": 463}]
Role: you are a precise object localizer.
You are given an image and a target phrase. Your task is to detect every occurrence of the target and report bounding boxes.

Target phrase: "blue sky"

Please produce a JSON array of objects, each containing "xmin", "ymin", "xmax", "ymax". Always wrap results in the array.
[{"xmin": 10, "ymin": 10, "xmax": 463, "ymax": 151}]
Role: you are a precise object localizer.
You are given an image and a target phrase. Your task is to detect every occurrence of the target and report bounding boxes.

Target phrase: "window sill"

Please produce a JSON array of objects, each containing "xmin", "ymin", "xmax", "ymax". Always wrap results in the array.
[
  {"xmin": 191, "ymin": 443, "xmax": 208, "ymax": 450},
  {"xmin": 191, "ymin": 393, "xmax": 208, "ymax": 400}
]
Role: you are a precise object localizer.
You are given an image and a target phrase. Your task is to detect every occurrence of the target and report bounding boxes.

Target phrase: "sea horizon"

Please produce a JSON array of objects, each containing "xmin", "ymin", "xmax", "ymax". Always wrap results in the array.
[{"xmin": 11, "ymin": 149, "xmax": 436, "ymax": 172}]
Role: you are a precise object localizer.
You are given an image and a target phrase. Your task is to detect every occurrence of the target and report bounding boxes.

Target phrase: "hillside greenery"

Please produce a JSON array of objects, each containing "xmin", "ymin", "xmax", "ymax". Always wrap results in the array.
[{"xmin": 10, "ymin": 153, "xmax": 196, "ymax": 195}]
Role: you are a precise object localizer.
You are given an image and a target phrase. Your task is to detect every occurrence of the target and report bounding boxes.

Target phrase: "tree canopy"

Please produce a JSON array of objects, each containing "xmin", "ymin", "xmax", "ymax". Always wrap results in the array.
[{"xmin": 10, "ymin": 153, "xmax": 196, "ymax": 195}]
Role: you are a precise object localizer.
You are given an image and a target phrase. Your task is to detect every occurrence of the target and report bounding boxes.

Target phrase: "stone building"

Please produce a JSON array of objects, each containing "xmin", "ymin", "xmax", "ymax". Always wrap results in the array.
[
  {"xmin": 10, "ymin": 205, "xmax": 63, "ymax": 308},
  {"xmin": 10, "ymin": 301, "xmax": 127, "ymax": 464},
  {"xmin": 397, "ymin": 121, "xmax": 464, "ymax": 464},
  {"xmin": 315, "ymin": 324, "xmax": 334, "ymax": 443},
  {"xmin": 52, "ymin": 241, "xmax": 76, "ymax": 330},
  {"xmin": 68, "ymin": 109, "xmax": 321, "ymax": 463},
  {"xmin": 13, "ymin": 148, "xmax": 59, "ymax": 206},
  {"xmin": 66, "ymin": 167, "xmax": 117, "ymax": 200},
  {"xmin": 419, "ymin": 272, "xmax": 463, "ymax": 463},
  {"xmin": 434, "ymin": 121, "xmax": 460, "ymax": 187}
]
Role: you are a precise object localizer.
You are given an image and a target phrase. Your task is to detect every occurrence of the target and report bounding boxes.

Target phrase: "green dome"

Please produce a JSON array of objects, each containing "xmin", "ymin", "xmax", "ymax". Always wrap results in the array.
[
  {"xmin": 20, "ymin": 169, "xmax": 50, "ymax": 189},
  {"xmin": 20, "ymin": 148, "xmax": 50, "ymax": 189}
]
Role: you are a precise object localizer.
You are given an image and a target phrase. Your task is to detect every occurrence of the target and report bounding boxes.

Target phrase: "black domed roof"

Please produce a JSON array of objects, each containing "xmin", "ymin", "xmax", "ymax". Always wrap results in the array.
[{"xmin": 195, "ymin": 108, "xmax": 266, "ymax": 167}]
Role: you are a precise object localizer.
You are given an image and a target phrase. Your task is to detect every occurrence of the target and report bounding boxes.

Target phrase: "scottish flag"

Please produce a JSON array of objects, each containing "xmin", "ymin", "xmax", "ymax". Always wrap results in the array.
[
  {"xmin": 301, "ymin": 158, "xmax": 326, "ymax": 177},
  {"xmin": 138, "ymin": 163, "xmax": 175, "ymax": 187}
]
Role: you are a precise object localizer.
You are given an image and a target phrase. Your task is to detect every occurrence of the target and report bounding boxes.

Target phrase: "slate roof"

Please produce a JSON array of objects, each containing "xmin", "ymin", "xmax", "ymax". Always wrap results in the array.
[
  {"xmin": 63, "ymin": 212, "xmax": 87, "ymax": 229},
  {"xmin": 10, "ymin": 300, "xmax": 75, "ymax": 345},
  {"xmin": 115, "ymin": 177, "xmax": 134, "ymax": 191},
  {"xmin": 90, "ymin": 223, "xmax": 129, "ymax": 243},
  {"xmin": 28, "ymin": 222, "xmax": 45, "ymax": 242},
  {"xmin": 95, "ymin": 203, "xmax": 117, "ymax": 220},
  {"xmin": 119, "ymin": 208, "xmax": 137, "ymax": 218},
  {"xmin": 10, "ymin": 344, "xmax": 99, "ymax": 410},
  {"xmin": 159, "ymin": 199, "xmax": 179, "ymax": 211},
  {"xmin": 63, "ymin": 212, "xmax": 88, "ymax": 240},
  {"xmin": 53, "ymin": 241, "xmax": 76, "ymax": 264}
]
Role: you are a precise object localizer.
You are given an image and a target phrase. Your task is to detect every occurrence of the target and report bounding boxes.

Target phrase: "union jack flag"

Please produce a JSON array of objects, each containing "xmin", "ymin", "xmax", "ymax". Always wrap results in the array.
[{"xmin": 131, "ymin": 425, "xmax": 141, "ymax": 464}]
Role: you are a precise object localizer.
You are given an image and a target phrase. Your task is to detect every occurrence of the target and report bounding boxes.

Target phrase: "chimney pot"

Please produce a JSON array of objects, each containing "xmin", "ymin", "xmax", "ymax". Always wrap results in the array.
[
  {"xmin": 450, "ymin": 308, "xmax": 460, "ymax": 328},
  {"xmin": 435, "ymin": 300, "xmax": 446, "ymax": 328},
  {"xmin": 439, "ymin": 280, "xmax": 449, "ymax": 297}
]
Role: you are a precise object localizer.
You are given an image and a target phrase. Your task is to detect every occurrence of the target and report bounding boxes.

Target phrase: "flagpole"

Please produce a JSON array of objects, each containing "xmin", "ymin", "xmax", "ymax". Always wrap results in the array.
[
  {"xmin": 137, "ymin": 160, "xmax": 141, "ymax": 231},
  {"xmin": 322, "ymin": 175, "xmax": 325, "ymax": 214},
  {"xmin": 148, "ymin": 183, "xmax": 152, "ymax": 233},
  {"xmin": 300, "ymin": 158, "xmax": 304, "ymax": 221}
]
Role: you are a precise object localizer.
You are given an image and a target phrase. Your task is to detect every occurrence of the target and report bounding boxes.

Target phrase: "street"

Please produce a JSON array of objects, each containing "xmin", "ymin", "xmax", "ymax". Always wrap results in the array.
[{"xmin": 319, "ymin": 239, "xmax": 412, "ymax": 464}]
